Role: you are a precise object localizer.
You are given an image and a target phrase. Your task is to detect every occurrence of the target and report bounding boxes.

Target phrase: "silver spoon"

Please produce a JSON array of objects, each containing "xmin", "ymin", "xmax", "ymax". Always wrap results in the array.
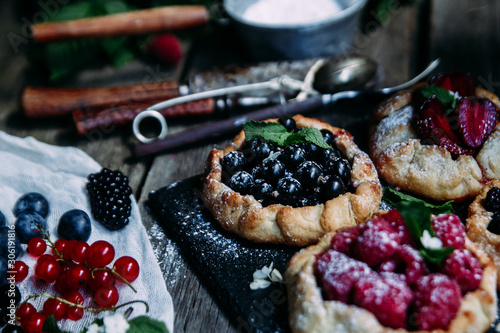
[{"xmin": 133, "ymin": 58, "xmax": 440, "ymax": 156}]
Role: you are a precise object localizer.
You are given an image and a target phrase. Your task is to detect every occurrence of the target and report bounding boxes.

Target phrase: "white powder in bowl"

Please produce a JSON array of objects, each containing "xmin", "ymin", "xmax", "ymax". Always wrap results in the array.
[{"xmin": 241, "ymin": 0, "xmax": 345, "ymax": 25}]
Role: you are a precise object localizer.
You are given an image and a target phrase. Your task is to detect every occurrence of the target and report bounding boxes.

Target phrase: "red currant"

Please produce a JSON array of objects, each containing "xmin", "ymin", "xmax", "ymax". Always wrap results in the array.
[
  {"xmin": 94, "ymin": 285, "xmax": 119, "ymax": 308},
  {"xmin": 86, "ymin": 240, "xmax": 115, "ymax": 268},
  {"xmin": 36, "ymin": 254, "xmax": 54, "ymax": 265},
  {"xmin": 27, "ymin": 238, "xmax": 47, "ymax": 257},
  {"xmin": 65, "ymin": 264, "xmax": 91, "ymax": 289},
  {"xmin": 22, "ymin": 312, "xmax": 46, "ymax": 333},
  {"xmin": 66, "ymin": 306, "xmax": 84, "ymax": 321},
  {"xmin": 62, "ymin": 240, "xmax": 78, "ymax": 260},
  {"xmin": 63, "ymin": 289, "xmax": 84, "ymax": 305},
  {"xmin": 43, "ymin": 298, "xmax": 68, "ymax": 321},
  {"xmin": 35, "ymin": 255, "xmax": 61, "ymax": 283},
  {"xmin": 55, "ymin": 273, "xmax": 73, "ymax": 293},
  {"xmin": 13, "ymin": 261, "xmax": 29, "ymax": 282},
  {"xmin": 70, "ymin": 241, "xmax": 89, "ymax": 263},
  {"xmin": 16, "ymin": 302, "xmax": 36, "ymax": 325},
  {"xmin": 89, "ymin": 269, "xmax": 116, "ymax": 291},
  {"xmin": 53, "ymin": 238, "xmax": 67, "ymax": 256},
  {"xmin": 113, "ymin": 256, "xmax": 140, "ymax": 283}
]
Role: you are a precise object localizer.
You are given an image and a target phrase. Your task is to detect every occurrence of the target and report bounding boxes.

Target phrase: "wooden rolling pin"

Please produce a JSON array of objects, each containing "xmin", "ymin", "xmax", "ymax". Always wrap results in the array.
[{"xmin": 30, "ymin": 5, "xmax": 210, "ymax": 43}]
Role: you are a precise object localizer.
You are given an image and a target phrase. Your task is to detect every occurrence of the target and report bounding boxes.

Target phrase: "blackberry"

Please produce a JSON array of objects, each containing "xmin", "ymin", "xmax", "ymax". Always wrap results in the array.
[
  {"xmin": 87, "ymin": 168, "xmax": 132, "ymax": 231},
  {"xmin": 484, "ymin": 187, "xmax": 500, "ymax": 212},
  {"xmin": 487, "ymin": 211, "xmax": 500, "ymax": 234},
  {"xmin": 278, "ymin": 116, "xmax": 297, "ymax": 132}
]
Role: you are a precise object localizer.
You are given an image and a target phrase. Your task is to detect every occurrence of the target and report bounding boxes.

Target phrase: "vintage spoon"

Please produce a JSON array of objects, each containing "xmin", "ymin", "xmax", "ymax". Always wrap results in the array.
[
  {"xmin": 133, "ymin": 58, "xmax": 440, "ymax": 157},
  {"xmin": 133, "ymin": 55, "xmax": 380, "ymax": 143}
]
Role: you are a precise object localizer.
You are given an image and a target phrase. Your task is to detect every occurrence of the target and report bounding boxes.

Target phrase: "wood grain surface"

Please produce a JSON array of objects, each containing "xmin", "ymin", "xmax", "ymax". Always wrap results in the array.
[{"xmin": 1, "ymin": 0, "xmax": 499, "ymax": 332}]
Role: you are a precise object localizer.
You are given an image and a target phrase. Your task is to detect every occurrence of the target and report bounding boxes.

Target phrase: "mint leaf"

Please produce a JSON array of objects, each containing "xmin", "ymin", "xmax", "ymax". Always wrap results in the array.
[
  {"xmin": 420, "ymin": 247, "xmax": 454, "ymax": 265},
  {"xmin": 383, "ymin": 187, "xmax": 454, "ymax": 215},
  {"xmin": 243, "ymin": 120, "xmax": 331, "ymax": 148},
  {"xmin": 128, "ymin": 316, "xmax": 169, "ymax": 333},
  {"xmin": 43, "ymin": 315, "xmax": 70, "ymax": 333},
  {"xmin": 420, "ymin": 85, "xmax": 458, "ymax": 115}
]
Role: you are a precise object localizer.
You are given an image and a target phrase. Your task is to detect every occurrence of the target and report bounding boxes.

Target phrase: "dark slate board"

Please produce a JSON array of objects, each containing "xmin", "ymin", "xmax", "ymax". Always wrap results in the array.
[{"xmin": 148, "ymin": 175, "xmax": 298, "ymax": 333}]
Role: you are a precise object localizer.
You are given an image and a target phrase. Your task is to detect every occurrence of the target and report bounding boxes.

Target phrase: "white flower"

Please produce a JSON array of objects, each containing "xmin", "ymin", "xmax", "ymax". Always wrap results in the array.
[
  {"xmin": 420, "ymin": 230, "xmax": 443, "ymax": 250},
  {"xmin": 103, "ymin": 313, "xmax": 130, "ymax": 333},
  {"xmin": 86, "ymin": 324, "xmax": 104, "ymax": 333}
]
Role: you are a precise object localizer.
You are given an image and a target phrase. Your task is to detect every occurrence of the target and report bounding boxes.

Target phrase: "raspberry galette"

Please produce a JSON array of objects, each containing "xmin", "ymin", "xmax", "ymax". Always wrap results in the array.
[
  {"xmin": 466, "ymin": 180, "xmax": 500, "ymax": 287},
  {"xmin": 201, "ymin": 115, "xmax": 382, "ymax": 246},
  {"xmin": 369, "ymin": 72, "xmax": 500, "ymax": 201},
  {"xmin": 286, "ymin": 209, "xmax": 497, "ymax": 333}
]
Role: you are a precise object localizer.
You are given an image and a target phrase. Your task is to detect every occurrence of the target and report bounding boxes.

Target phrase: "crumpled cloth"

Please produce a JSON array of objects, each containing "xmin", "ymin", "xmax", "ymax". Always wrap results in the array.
[{"xmin": 0, "ymin": 131, "xmax": 174, "ymax": 333}]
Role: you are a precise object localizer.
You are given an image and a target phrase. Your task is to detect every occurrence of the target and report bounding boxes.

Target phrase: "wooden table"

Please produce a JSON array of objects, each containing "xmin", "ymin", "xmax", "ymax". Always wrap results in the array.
[{"xmin": 1, "ymin": 0, "xmax": 499, "ymax": 331}]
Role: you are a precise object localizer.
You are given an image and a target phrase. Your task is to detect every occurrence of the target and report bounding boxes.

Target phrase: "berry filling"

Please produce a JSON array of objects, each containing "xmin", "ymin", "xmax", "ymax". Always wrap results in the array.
[
  {"xmin": 220, "ymin": 117, "xmax": 352, "ymax": 207},
  {"xmin": 484, "ymin": 186, "xmax": 500, "ymax": 234},
  {"xmin": 314, "ymin": 209, "xmax": 483, "ymax": 331},
  {"xmin": 414, "ymin": 72, "xmax": 499, "ymax": 158}
]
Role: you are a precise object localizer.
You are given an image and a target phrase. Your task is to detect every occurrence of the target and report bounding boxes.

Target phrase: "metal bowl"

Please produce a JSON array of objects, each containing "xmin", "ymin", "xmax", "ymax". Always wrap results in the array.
[{"xmin": 223, "ymin": 0, "xmax": 368, "ymax": 61}]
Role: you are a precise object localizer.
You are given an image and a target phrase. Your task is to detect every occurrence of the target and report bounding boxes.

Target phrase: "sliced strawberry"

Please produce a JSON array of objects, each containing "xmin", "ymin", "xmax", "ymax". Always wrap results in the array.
[
  {"xmin": 456, "ymin": 97, "xmax": 498, "ymax": 148},
  {"xmin": 415, "ymin": 97, "xmax": 474, "ymax": 157},
  {"xmin": 428, "ymin": 72, "xmax": 476, "ymax": 97}
]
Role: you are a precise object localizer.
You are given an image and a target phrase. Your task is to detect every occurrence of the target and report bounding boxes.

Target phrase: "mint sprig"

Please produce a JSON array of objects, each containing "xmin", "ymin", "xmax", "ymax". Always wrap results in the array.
[
  {"xmin": 383, "ymin": 188, "xmax": 455, "ymax": 264},
  {"xmin": 420, "ymin": 85, "xmax": 459, "ymax": 115},
  {"xmin": 242, "ymin": 121, "xmax": 331, "ymax": 149}
]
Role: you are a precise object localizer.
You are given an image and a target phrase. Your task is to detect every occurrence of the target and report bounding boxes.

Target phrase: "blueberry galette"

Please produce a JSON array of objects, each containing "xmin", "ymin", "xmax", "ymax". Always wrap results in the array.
[
  {"xmin": 369, "ymin": 72, "xmax": 500, "ymax": 201},
  {"xmin": 286, "ymin": 209, "xmax": 497, "ymax": 333},
  {"xmin": 201, "ymin": 115, "xmax": 382, "ymax": 246},
  {"xmin": 466, "ymin": 180, "xmax": 500, "ymax": 287}
]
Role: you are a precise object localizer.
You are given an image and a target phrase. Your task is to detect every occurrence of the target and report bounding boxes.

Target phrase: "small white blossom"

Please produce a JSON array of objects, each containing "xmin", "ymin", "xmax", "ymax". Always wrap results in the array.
[
  {"xmin": 103, "ymin": 313, "xmax": 130, "ymax": 333},
  {"xmin": 86, "ymin": 324, "xmax": 104, "ymax": 333},
  {"xmin": 420, "ymin": 230, "xmax": 443, "ymax": 250}
]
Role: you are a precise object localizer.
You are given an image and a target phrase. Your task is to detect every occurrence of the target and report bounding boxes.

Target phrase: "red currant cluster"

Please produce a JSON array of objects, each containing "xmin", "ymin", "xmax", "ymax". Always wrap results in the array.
[{"xmin": 13, "ymin": 235, "xmax": 140, "ymax": 333}]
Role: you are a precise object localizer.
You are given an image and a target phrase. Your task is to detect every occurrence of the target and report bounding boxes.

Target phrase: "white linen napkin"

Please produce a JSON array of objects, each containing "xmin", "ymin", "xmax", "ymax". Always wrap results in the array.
[{"xmin": 0, "ymin": 131, "xmax": 174, "ymax": 332}]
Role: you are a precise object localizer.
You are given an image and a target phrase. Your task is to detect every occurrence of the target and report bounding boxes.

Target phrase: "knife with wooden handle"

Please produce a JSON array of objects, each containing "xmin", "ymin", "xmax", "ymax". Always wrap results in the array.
[{"xmin": 30, "ymin": 5, "xmax": 210, "ymax": 43}]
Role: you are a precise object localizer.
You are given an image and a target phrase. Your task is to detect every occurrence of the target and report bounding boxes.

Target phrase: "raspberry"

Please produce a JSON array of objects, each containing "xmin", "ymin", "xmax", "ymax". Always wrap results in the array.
[
  {"xmin": 413, "ymin": 274, "xmax": 462, "ymax": 330},
  {"xmin": 330, "ymin": 226, "xmax": 359, "ymax": 256},
  {"xmin": 148, "ymin": 33, "xmax": 182, "ymax": 64},
  {"xmin": 396, "ymin": 244, "xmax": 429, "ymax": 286},
  {"xmin": 485, "ymin": 187, "xmax": 500, "ymax": 212},
  {"xmin": 441, "ymin": 249, "xmax": 483, "ymax": 294},
  {"xmin": 87, "ymin": 168, "xmax": 132, "ymax": 231},
  {"xmin": 354, "ymin": 218, "xmax": 401, "ymax": 267},
  {"xmin": 431, "ymin": 214, "xmax": 465, "ymax": 249},
  {"xmin": 353, "ymin": 274, "xmax": 414, "ymax": 329},
  {"xmin": 315, "ymin": 250, "xmax": 374, "ymax": 303},
  {"xmin": 382, "ymin": 209, "xmax": 414, "ymax": 245}
]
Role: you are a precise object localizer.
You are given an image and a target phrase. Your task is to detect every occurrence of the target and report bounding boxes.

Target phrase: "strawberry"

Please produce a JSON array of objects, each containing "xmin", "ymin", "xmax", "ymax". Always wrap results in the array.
[
  {"xmin": 148, "ymin": 33, "xmax": 183, "ymax": 64},
  {"xmin": 428, "ymin": 72, "xmax": 476, "ymax": 97},
  {"xmin": 456, "ymin": 97, "xmax": 498, "ymax": 148},
  {"xmin": 415, "ymin": 97, "xmax": 474, "ymax": 157}
]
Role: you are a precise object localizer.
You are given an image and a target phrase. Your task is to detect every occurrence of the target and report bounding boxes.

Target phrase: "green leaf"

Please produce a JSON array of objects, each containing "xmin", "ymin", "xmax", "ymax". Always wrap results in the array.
[
  {"xmin": 420, "ymin": 85, "xmax": 458, "ymax": 115},
  {"xmin": 420, "ymin": 246, "xmax": 454, "ymax": 265},
  {"xmin": 43, "ymin": 315, "xmax": 70, "ymax": 333},
  {"xmin": 100, "ymin": 37, "xmax": 136, "ymax": 68},
  {"xmin": 127, "ymin": 316, "xmax": 169, "ymax": 333},
  {"xmin": 243, "ymin": 121, "xmax": 331, "ymax": 149},
  {"xmin": 383, "ymin": 187, "xmax": 454, "ymax": 215}
]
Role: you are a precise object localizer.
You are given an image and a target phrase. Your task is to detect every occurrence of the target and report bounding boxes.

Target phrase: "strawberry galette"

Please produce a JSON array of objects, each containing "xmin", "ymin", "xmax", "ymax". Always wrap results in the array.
[
  {"xmin": 286, "ymin": 208, "xmax": 497, "ymax": 333},
  {"xmin": 466, "ymin": 180, "xmax": 500, "ymax": 287},
  {"xmin": 369, "ymin": 72, "xmax": 500, "ymax": 201},
  {"xmin": 201, "ymin": 115, "xmax": 382, "ymax": 246}
]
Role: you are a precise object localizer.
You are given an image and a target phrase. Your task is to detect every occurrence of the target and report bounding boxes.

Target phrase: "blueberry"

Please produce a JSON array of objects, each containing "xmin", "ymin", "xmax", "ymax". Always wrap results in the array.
[
  {"xmin": 301, "ymin": 142, "xmax": 320, "ymax": 159},
  {"xmin": 318, "ymin": 148, "xmax": 341, "ymax": 164},
  {"xmin": 278, "ymin": 116, "xmax": 297, "ymax": 132},
  {"xmin": 228, "ymin": 171, "xmax": 254, "ymax": 194},
  {"xmin": 57, "ymin": 209, "xmax": 92, "ymax": 241},
  {"xmin": 2, "ymin": 325, "xmax": 25, "ymax": 333},
  {"xmin": 277, "ymin": 177, "xmax": 302, "ymax": 205},
  {"xmin": 13, "ymin": 192, "xmax": 49, "ymax": 218},
  {"xmin": 320, "ymin": 129, "xmax": 336, "ymax": 147},
  {"xmin": 0, "ymin": 257, "xmax": 7, "ymax": 287},
  {"xmin": 251, "ymin": 179, "xmax": 274, "ymax": 201},
  {"xmin": 320, "ymin": 175, "xmax": 345, "ymax": 201},
  {"xmin": 0, "ymin": 211, "xmax": 5, "ymax": 228},
  {"xmin": 244, "ymin": 138, "xmax": 274, "ymax": 162},
  {"xmin": 262, "ymin": 159, "xmax": 286, "ymax": 183},
  {"xmin": 221, "ymin": 151, "xmax": 247, "ymax": 176},
  {"xmin": 0, "ymin": 227, "xmax": 23, "ymax": 259},
  {"xmin": 296, "ymin": 161, "xmax": 323, "ymax": 187},
  {"xmin": 324, "ymin": 157, "xmax": 351, "ymax": 184},
  {"xmin": 15, "ymin": 212, "xmax": 47, "ymax": 244},
  {"xmin": 279, "ymin": 145, "xmax": 306, "ymax": 169}
]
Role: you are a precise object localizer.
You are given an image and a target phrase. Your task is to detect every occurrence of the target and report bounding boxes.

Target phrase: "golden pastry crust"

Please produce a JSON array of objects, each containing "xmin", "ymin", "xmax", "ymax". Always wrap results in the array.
[
  {"xmin": 466, "ymin": 180, "xmax": 500, "ymax": 288},
  {"xmin": 201, "ymin": 114, "xmax": 382, "ymax": 246},
  {"xmin": 286, "ymin": 229, "xmax": 497, "ymax": 333},
  {"xmin": 369, "ymin": 86, "xmax": 500, "ymax": 202}
]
